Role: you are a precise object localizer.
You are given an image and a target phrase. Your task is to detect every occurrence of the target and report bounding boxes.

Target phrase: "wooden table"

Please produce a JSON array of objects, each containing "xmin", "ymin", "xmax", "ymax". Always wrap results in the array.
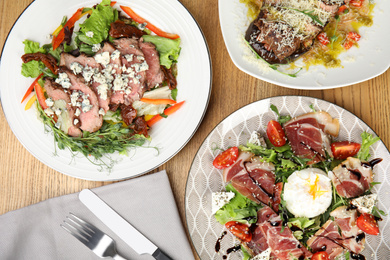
[{"xmin": 1, "ymin": 0, "xmax": 389, "ymax": 259}]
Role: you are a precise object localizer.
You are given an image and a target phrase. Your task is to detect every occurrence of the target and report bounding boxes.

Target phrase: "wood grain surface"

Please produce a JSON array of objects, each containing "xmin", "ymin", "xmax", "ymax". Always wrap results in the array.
[{"xmin": 0, "ymin": 1, "xmax": 389, "ymax": 259}]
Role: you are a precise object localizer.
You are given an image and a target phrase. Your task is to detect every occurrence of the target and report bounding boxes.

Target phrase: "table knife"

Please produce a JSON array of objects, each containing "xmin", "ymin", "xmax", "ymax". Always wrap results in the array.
[{"xmin": 79, "ymin": 189, "xmax": 172, "ymax": 260}]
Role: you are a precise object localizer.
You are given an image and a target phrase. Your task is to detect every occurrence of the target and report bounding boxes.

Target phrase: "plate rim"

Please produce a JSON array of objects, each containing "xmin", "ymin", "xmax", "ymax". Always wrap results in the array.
[
  {"xmin": 184, "ymin": 95, "xmax": 390, "ymax": 259},
  {"xmin": 0, "ymin": 0, "xmax": 212, "ymax": 181}
]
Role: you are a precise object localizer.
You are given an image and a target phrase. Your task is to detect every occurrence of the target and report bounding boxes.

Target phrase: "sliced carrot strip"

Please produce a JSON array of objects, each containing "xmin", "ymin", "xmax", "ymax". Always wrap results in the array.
[
  {"xmin": 52, "ymin": 8, "xmax": 85, "ymax": 50},
  {"xmin": 120, "ymin": 5, "xmax": 180, "ymax": 39},
  {"xmin": 140, "ymin": 98, "xmax": 176, "ymax": 105},
  {"xmin": 21, "ymin": 73, "xmax": 43, "ymax": 103},
  {"xmin": 147, "ymin": 101, "xmax": 185, "ymax": 127},
  {"xmin": 34, "ymin": 82, "xmax": 48, "ymax": 110}
]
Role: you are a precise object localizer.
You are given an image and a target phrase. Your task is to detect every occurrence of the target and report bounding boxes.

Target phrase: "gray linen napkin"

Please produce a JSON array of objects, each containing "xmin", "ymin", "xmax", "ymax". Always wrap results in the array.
[{"xmin": 0, "ymin": 170, "xmax": 194, "ymax": 260}]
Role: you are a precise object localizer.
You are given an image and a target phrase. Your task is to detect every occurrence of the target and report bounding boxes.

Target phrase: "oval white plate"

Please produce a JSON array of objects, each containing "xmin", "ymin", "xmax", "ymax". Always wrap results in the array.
[
  {"xmin": 185, "ymin": 96, "xmax": 390, "ymax": 259},
  {"xmin": 0, "ymin": 0, "xmax": 211, "ymax": 181},
  {"xmin": 218, "ymin": 0, "xmax": 390, "ymax": 90}
]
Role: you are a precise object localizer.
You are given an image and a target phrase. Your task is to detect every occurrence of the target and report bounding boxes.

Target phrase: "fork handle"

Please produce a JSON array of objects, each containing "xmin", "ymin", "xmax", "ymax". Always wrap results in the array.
[
  {"xmin": 112, "ymin": 254, "xmax": 127, "ymax": 260},
  {"xmin": 152, "ymin": 248, "xmax": 172, "ymax": 260}
]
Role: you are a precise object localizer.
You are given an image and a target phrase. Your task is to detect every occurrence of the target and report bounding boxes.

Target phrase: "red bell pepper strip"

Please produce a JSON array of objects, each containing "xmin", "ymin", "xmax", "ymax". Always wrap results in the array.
[
  {"xmin": 34, "ymin": 82, "xmax": 48, "ymax": 110},
  {"xmin": 119, "ymin": 5, "xmax": 180, "ymax": 39},
  {"xmin": 110, "ymin": 1, "xmax": 117, "ymax": 6},
  {"xmin": 140, "ymin": 98, "xmax": 176, "ymax": 105},
  {"xmin": 52, "ymin": 8, "xmax": 84, "ymax": 50},
  {"xmin": 147, "ymin": 100, "xmax": 185, "ymax": 127},
  {"xmin": 21, "ymin": 73, "xmax": 43, "ymax": 103}
]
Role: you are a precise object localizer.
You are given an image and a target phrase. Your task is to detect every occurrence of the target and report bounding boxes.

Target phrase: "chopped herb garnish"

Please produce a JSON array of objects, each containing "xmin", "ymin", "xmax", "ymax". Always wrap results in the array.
[{"xmin": 270, "ymin": 104, "xmax": 292, "ymax": 124}]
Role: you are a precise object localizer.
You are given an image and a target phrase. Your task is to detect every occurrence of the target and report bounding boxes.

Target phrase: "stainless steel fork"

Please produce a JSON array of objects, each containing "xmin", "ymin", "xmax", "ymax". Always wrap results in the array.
[{"xmin": 61, "ymin": 213, "xmax": 127, "ymax": 260}]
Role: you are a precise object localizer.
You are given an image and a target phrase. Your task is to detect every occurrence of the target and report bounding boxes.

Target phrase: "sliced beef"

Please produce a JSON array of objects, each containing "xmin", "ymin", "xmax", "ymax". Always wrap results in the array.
[
  {"xmin": 109, "ymin": 20, "xmax": 146, "ymax": 38},
  {"xmin": 22, "ymin": 52, "xmax": 59, "ymax": 74},
  {"xmin": 44, "ymin": 79, "xmax": 82, "ymax": 137},
  {"xmin": 113, "ymin": 38, "xmax": 147, "ymax": 105},
  {"xmin": 330, "ymin": 206, "xmax": 365, "ymax": 254},
  {"xmin": 139, "ymin": 40, "xmax": 164, "ymax": 89},
  {"xmin": 60, "ymin": 53, "xmax": 101, "ymax": 70},
  {"xmin": 223, "ymin": 152, "xmax": 276, "ymax": 205},
  {"xmin": 307, "ymin": 220, "xmax": 345, "ymax": 259},
  {"xmin": 284, "ymin": 111, "xmax": 339, "ymax": 165},
  {"xmin": 328, "ymin": 157, "xmax": 373, "ymax": 198},
  {"xmin": 61, "ymin": 67, "xmax": 103, "ymax": 133},
  {"xmin": 255, "ymin": 206, "xmax": 312, "ymax": 260}
]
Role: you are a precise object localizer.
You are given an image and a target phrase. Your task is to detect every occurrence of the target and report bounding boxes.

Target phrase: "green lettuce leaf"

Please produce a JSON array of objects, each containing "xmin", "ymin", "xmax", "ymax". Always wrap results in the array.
[
  {"xmin": 142, "ymin": 35, "xmax": 181, "ymax": 69},
  {"xmin": 357, "ymin": 132, "xmax": 380, "ymax": 161},
  {"xmin": 215, "ymin": 184, "xmax": 261, "ymax": 225},
  {"xmin": 78, "ymin": 0, "xmax": 117, "ymax": 45},
  {"xmin": 21, "ymin": 40, "xmax": 47, "ymax": 78},
  {"xmin": 23, "ymin": 39, "xmax": 46, "ymax": 54}
]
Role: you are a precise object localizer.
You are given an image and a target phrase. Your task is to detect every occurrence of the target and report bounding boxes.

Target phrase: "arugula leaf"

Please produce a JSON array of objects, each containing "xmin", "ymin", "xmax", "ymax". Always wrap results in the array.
[
  {"xmin": 142, "ymin": 35, "xmax": 181, "ymax": 69},
  {"xmin": 215, "ymin": 184, "xmax": 261, "ymax": 225},
  {"xmin": 241, "ymin": 245, "xmax": 252, "ymax": 260},
  {"xmin": 357, "ymin": 132, "xmax": 380, "ymax": 161},
  {"xmin": 78, "ymin": 0, "xmax": 118, "ymax": 45},
  {"xmin": 270, "ymin": 104, "xmax": 291, "ymax": 124}
]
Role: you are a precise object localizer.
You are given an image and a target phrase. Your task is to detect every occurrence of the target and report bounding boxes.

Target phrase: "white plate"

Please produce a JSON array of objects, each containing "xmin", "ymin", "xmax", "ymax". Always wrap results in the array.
[
  {"xmin": 218, "ymin": 0, "xmax": 390, "ymax": 90},
  {"xmin": 185, "ymin": 96, "xmax": 390, "ymax": 259},
  {"xmin": 0, "ymin": 0, "xmax": 211, "ymax": 181}
]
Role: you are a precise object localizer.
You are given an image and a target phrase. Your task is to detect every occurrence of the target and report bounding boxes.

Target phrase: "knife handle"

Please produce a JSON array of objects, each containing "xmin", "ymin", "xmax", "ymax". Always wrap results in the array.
[{"xmin": 152, "ymin": 248, "xmax": 172, "ymax": 260}]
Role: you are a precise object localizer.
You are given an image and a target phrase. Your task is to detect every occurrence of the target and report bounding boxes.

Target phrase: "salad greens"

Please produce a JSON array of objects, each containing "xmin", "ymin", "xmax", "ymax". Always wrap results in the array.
[
  {"xmin": 77, "ymin": 0, "xmax": 118, "ymax": 45},
  {"xmin": 215, "ymin": 184, "xmax": 262, "ymax": 225},
  {"xmin": 358, "ymin": 131, "xmax": 380, "ymax": 161},
  {"xmin": 142, "ymin": 35, "xmax": 181, "ymax": 69}
]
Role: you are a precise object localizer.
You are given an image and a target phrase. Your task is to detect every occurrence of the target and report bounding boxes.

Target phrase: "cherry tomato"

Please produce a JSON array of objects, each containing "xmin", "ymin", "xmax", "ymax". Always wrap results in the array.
[
  {"xmin": 338, "ymin": 5, "xmax": 348, "ymax": 14},
  {"xmin": 317, "ymin": 32, "xmax": 330, "ymax": 45},
  {"xmin": 267, "ymin": 120, "xmax": 286, "ymax": 147},
  {"xmin": 212, "ymin": 147, "xmax": 239, "ymax": 169},
  {"xmin": 225, "ymin": 221, "xmax": 252, "ymax": 242},
  {"xmin": 343, "ymin": 39, "xmax": 354, "ymax": 50},
  {"xmin": 331, "ymin": 141, "xmax": 361, "ymax": 159},
  {"xmin": 347, "ymin": 32, "xmax": 361, "ymax": 41},
  {"xmin": 312, "ymin": 251, "xmax": 330, "ymax": 260},
  {"xmin": 357, "ymin": 213, "xmax": 380, "ymax": 235},
  {"xmin": 350, "ymin": 0, "xmax": 362, "ymax": 7}
]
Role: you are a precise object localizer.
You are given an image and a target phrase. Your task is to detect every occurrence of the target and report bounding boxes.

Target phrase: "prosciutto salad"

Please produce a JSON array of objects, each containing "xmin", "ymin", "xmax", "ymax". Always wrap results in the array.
[
  {"xmin": 20, "ymin": 0, "xmax": 183, "ymax": 170},
  {"xmin": 212, "ymin": 105, "xmax": 384, "ymax": 260}
]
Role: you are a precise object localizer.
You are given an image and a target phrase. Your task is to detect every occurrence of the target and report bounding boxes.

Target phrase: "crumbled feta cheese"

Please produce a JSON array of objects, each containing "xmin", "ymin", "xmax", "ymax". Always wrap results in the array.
[
  {"xmin": 351, "ymin": 194, "xmax": 378, "ymax": 214},
  {"xmin": 251, "ymin": 248, "xmax": 271, "ymax": 260},
  {"xmin": 111, "ymin": 50, "xmax": 121, "ymax": 60},
  {"xmin": 70, "ymin": 62, "xmax": 83, "ymax": 75},
  {"xmin": 86, "ymin": 31, "xmax": 94, "ymax": 38},
  {"xmin": 73, "ymin": 119, "xmax": 79, "ymax": 125},
  {"xmin": 248, "ymin": 131, "xmax": 266, "ymax": 147},
  {"xmin": 94, "ymin": 52, "xmax": 110, "ymax": 67},
  {"xmin": 54, "ymin": 108, "xmax": 62, "ymax": 116},
  {"xmin": 93, "ymin": 72, "xmax": 107, "ymax": 84},
  {"xmin": 137, "ymin": 55, "xmax": 145, "ymax": 61},
  {"xmin": 99, "ymin": 108, "xmax": 105, "ymax": 116},
  {"xmin": 92, "ymin": 43, "xmax": 101, "ymax": 52},
  {"xmin": 55, "ymin": 73, "xmax": 72, "ymax": 89},
  {"xmin": 97, "ymin": 83, "xmax": 109, "ymax": 100},
  {"xmin": 211, "ymin": 191, "xmax": 235, "ymax": 214},
  {"xmin": 124, "ymin": 54, "xmax": 134, "ymax": 63},
  {"xmin": 44, "ymin": 108, "xmax": 54, "ymax": 116},
  {"xmin": 45, "ymin": 97, "xmax": 54, "ymax": 107},
  {"xmin": 75, "ymin": 108, "xmax": 81, "ymax": 117},
  {"xmin": 113, "ymin": 77, "xmax": 126, "ymax": 91}
]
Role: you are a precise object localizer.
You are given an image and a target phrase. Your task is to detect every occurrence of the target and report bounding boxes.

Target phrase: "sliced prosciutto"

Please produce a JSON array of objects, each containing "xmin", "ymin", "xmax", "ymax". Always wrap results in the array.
[
  {"xmin": 328, "ymin": 157, "xmax": 373, "ymax": 198},
  {"xmin": 223, "ymin": 152, "xmax": 276, "ymax": 205},
  {"xmin": 255, "ymin": 206, "xmax": 312, "ymax": 260},
  {"xmin": 284, "ymin": 111, "xmax": 340, "ymax": 164},
  {"xmin": 307, "ymin": 220, "xmax": 344, "ymax": 259},
  {"xmin": 330, "ymin": 206, "xmax": 365, "ymax": 254}
]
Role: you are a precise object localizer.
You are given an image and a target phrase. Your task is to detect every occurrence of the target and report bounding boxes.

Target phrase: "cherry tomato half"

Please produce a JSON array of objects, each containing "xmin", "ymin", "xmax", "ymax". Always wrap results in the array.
[
  {"xmin": 357, "ymin": 213, "xmax": 380, "ymax": 235},
  {"xmin": 267, "ymin": 120, "xmax": 286, "ymax": 147},
  {"xmin": 317, "ymin": 32, "xmax": 330, "ymax": 45},
  {"xmin": 347, "ymin": 32, "xmax": 361, "ymax": 42},
  {"xmin": 350, "ymin": 0, "xmax": 362, "ymax": 7},
  {"xmin": 312, "ymin": 251, "xmax": 330, "ymax": 260},
  {"xmin": 225, "ymin": 221, "xmax": 252, "ymax": 242},
  {"xmin": 212, "ymin": 147, "xmax": 239, "ymax": 169},
  {"xmin": 331, "ymin": 141, "xmax": 361, "ymax": 159}
]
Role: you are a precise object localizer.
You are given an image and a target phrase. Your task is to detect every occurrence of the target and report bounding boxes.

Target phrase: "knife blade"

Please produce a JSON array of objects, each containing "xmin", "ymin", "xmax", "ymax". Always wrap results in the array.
[{"xmin": 79, "ymin": 189, "xmax": 172, "ymax": 260}]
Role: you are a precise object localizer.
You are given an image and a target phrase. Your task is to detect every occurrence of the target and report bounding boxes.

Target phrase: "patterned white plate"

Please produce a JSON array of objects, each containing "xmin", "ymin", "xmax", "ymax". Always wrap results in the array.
[
  {"xmin": 218, "ymin": 0, "xmax": 390, "ymax": 89},
  {"xmin": 185, "ymin": 96, "xmax": 390, "ymax": 259},
  {"xmin": 0, "ymin": 0, "xmax": 211, "ymax": 181}
]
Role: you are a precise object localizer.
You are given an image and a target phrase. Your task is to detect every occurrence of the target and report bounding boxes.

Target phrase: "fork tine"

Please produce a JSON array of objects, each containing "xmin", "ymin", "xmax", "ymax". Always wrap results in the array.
[
  {"xmin": 69, "ymin": 213, "xmax": 100, "ymax": 235},
  {"xmin": 60, "ymin": 222, "xmax": 90, "ymax": 246}
]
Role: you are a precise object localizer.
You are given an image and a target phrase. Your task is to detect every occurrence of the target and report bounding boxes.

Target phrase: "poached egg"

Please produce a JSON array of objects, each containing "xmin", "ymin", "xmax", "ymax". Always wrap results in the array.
[{"xmin": 284, "ymin": 168, "xmax": 332, "ymax": 218}]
